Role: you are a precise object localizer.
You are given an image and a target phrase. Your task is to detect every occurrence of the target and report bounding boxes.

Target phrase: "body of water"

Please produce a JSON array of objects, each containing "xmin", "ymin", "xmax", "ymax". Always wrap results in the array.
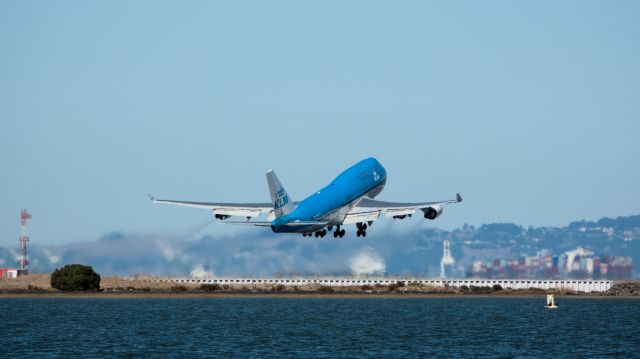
[{"xmin": 1, "ymin": 297, "xmax": 638, "ymax": 357}]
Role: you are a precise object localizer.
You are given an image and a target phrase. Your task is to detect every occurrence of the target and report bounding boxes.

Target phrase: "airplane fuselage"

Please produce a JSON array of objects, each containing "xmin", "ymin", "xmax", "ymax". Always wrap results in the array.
[
  {"xmin": 271, "ymin": 158, "xmax": 387, "ymax": 233},
  {"xmin": 151, "ymin": 157, "xmax": 461, "ymax": 238}
]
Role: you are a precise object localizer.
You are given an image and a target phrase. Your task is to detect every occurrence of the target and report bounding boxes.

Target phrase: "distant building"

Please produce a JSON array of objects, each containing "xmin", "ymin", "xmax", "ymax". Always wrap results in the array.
[
  {"xmin": 0, "ymin": 268, "xmax": 18, "ymax": 280},
  {"xmin": 466, "ymin": 246, "xmax": 632, "ymax": 279}
]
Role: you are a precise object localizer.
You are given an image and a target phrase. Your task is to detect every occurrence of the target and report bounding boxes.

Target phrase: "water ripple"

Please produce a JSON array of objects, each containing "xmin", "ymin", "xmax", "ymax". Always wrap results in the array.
[{"xmin": 1, "ymin": 297, "xmax": 639, "ymax": 358}]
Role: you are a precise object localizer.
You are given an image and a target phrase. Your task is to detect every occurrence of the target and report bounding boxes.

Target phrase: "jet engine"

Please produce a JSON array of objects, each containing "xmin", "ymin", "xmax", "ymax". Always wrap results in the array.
[{"xmin": 422, "ymin": 205, "xmax": 443, "ymax": 220}]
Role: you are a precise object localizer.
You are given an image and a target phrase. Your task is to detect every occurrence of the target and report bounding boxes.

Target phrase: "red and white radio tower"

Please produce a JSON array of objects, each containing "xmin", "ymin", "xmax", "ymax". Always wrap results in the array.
[{"xmin": 18, "ymin": 209, "xmax": 32, "ymax": 276}]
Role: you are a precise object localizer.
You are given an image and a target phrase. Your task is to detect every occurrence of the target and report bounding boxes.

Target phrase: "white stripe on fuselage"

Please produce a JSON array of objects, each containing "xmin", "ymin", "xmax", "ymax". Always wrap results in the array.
[{"xmin": 318, "ymin": 180, "xmax": 386, "ymax": 227}]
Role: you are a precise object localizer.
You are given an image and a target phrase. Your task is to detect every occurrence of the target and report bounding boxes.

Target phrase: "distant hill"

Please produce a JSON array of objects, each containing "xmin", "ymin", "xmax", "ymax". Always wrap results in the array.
[
  {"xmin": 0, "ymin": 215, "xmax": 638, "ymax": 278},
  {"xmin": 447, "ymin": 215, "xmax": 640, "ymax": 279}
]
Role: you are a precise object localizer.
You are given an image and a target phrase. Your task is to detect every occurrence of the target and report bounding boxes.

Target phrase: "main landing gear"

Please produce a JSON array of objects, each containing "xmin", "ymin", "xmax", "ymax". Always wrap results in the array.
[
  {"xmin": 302, "ymin": 222, "xmax": 372, "ymax": 238},
  {"xmin": 302, "ymin": 227, "xmax": 345, "ymax": 238},
  {"xmin": 304, "ymin": 229, "xmax": 326, "ymax": 238},
  {"xmin": 356, "ymin": 222, "xmax": 368, "ymax": 237},
  {"xmin": 302, "ymin": 230, "xmax": 327, "ymax": 238}
]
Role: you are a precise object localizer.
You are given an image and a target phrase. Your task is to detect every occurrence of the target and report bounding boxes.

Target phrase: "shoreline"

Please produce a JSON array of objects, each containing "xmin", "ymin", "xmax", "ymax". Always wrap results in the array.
[
  {"xmin": 2, "ymin": 275, "xmax": 637, "ymax": 298},
  {"xmin": 1, "ymin": 291, "xmax": 638, "ymax": 299}
]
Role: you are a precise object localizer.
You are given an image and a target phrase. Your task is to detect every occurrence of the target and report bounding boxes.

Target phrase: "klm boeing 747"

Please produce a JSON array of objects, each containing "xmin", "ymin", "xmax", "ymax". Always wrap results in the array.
[{"xmin": 150, "ymin": 158, "xmax": 462, "ymax": 238}]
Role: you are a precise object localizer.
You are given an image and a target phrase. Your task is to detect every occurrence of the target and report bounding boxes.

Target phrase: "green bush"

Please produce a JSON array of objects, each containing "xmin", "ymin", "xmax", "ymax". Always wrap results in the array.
[
  {"xmin": 200, "ymin": 283, "xmax": 221, "ymax": 292},
  {"xmin": 27, "ymin": 284, "xmax": 43, "ymax": 291},
  {"xmin": 469, "ymin": 285, "xmax": 492, "ymax": 293},
  {"xmin": 318, "ymin": 285, "xmax": 334, "ymax": 293},
  {"xmin": 50, "ymin": 264, "xmax": 101, "ymax": 291},
  {"xmin": 492, "ymin": 284, "xmax": 503, "ymax": 291},
  {"xmin": 388, "ymin": 281, "xmax": 406, "ymax": 292}
]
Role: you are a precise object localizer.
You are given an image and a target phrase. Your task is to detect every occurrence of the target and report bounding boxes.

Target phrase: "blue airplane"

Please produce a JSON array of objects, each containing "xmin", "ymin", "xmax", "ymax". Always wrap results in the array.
[{"xmin": 150, "ymin": 158, "xmax": 462, "ymax": 238}]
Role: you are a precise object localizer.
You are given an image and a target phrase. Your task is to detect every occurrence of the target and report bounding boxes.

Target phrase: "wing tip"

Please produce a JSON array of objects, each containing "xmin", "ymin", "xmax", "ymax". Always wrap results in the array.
[{"xmin": 456, "ymin": 193, "xmax": 463, "ymax": 202}]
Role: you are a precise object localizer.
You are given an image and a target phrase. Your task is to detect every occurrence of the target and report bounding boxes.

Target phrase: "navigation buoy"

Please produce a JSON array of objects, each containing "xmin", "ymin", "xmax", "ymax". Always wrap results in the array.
[{"xmin": 545, "ymin": 293, "xmax": 558, "ymax": 309}]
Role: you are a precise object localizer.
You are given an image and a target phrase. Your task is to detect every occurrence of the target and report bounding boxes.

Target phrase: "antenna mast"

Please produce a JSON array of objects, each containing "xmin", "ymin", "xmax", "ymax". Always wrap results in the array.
[{"xmin": 18, "ymin": 209, "xmax": 32, "ymax": 275}]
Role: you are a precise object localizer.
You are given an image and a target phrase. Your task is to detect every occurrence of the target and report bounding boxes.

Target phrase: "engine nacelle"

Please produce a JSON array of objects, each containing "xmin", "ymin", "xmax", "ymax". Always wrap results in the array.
[{"xmin": 422, "ymin": 205, "xmax": 443, "ymax": 220}]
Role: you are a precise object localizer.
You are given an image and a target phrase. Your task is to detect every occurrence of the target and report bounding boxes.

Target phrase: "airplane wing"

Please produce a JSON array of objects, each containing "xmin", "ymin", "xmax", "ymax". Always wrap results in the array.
[
  {"xmin": 344, "ymin": 193, "xmax": 462, "ymax": 224},
  {"xmin": 148, "ymin": 194, "xmax": 275, "ymax": 219}
]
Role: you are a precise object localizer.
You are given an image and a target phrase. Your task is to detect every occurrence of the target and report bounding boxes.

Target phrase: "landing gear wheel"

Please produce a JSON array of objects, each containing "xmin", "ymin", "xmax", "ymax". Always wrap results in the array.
[
  {"xmin": 362, "ymin": 231, "xmax": 367, "ymax": 237},
  {"xmin": 340, "ymin": 229, "xmax": 345, "ymax": 237}
]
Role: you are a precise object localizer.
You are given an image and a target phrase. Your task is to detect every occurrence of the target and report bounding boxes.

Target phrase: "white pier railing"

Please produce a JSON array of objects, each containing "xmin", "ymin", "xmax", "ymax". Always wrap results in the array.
[{"xmin": 156, "ymin": 277, "xmax": 613, "ymax": 293}]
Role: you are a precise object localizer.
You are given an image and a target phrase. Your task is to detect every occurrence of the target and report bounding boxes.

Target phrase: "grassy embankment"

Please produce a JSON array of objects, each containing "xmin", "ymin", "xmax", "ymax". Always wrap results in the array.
[{"xmin": 1, "ymin": 274, "xmax": 639, "ymax": 297}]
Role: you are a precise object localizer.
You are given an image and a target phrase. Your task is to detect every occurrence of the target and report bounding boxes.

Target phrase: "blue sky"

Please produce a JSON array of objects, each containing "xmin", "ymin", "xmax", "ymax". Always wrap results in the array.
[{"xmin": 1, "ymin": 1, "xmax": 639, "ymax": 246}]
